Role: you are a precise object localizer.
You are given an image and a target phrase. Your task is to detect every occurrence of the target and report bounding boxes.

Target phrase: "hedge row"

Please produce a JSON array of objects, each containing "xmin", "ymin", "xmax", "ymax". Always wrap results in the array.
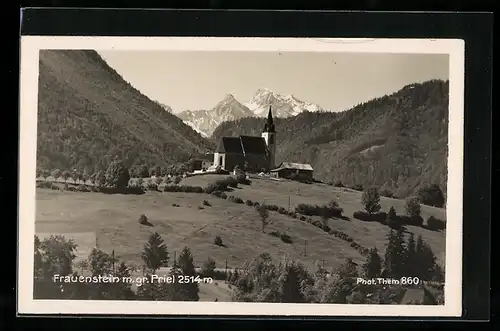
[
  {"xmin": 295, "ymin": 202, "xmax": 343, "ymax": 218},
  {"xmin": 353, "ymin": 210, "xmax": 431, "ymax": 229},
  {"xmin": 200, "ymin": 188, "xmax": 371, "ymax": 258}
]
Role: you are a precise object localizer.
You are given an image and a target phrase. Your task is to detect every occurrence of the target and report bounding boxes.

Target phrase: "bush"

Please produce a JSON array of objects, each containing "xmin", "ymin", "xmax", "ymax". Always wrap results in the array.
[
  {"xmin": 245, "ymin": 200, "xmax": 254, "ymax": 206},
  {"xmin": 362, "ymin": 187, "xmax": 382, "ymax": 214},
  {"xmin": 295, "ymin": 202, "xmax": 343, "ymax": 218},
  {"xmin": 352, "ymin": 211, "xmax": 387, "ymax": 222},
  {"xmin": 204, "ymin": 179, "xmax": 231, "ymax": 194},
  {"xmin": 380, "ymin": 189, "xmax": 396, "ymax": 198},
  {"xmin": 399, "ymin": 215, "xmax": 424, "ymax": 227},
  {"xmin": 417, "ymin": 184, "xmax": 445, "ymax": 208},
  {"xmin": 269, "ymin": 230, "xmax": 293, "ymax": 244},
  {"xmin": 333, "ymin": 180, "xmax": 344, "ymax": 187},
  {"xmin": 146, "ymin": 182, "xmax": 159, "ymax": 191},
  {"xmin": 202, "ymin": 200, "xmax": 211, "ymax": 206},
  {"xmin": 352, "ymin": 184, "xmax": 364, "ymax": 191},
  {"xmin": 200, "ymin": 258, "xmax": 216, "ymax": 277},
  {"xmin": 214, "ymin": 236, "xmax": 223, "ymax": 246},
  {"xmin": 138, "ymin": 214, "xmax": 153, "ymax": 226},
  {"xmin": 127, "ymin": 185, "xmax": 146, "ymax": 195},
  {"xmin": 105, "ymin": 161, "xmax": 130, "ymax": 189},
  {"xmin": 386, "ymin": 206, "xmax": 402, "ymax": 230},
  {"xmin": 36, "ymin": 181, "xmax": 54, "ymax": 189},
  {"xmin": 427, "ymin": 216, "xmax": 446, "ymax": 230},
  {"xmin": 226, "ymin": 176, "xmax": 239, "ymax": 188},
  {"xmin": 163, "ymin": 184, "xmax": 204, "ymax": 193},
  {"xmin": 173, "ymin": 176, "xmax": 182, "ymax": 184},
  {"xmin": 211, "ymin": 191, "xmax": 227, "ymax": 199},
  {"xmin": 76, "ymin": 184, "xmax": 91, "ymax": 192},
  {"xmin": 228, "ymin": 196, "xmax": 244, "ymax": 204},
  {"xmin": 405, "ymin": 197, "xmax": 421, "ymax": 217}
]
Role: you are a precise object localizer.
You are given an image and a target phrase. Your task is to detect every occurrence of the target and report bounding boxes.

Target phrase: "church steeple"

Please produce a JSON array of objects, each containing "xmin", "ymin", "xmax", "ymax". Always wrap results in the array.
[{"xmin": 263, "ymin": 106, "xmax": 276, "ymax": 133}]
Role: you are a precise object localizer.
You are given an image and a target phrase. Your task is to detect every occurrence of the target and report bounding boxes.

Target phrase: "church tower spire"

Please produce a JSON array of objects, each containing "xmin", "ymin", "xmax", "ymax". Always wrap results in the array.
[
  {"xmin": 263, "ymin": 106, "xmax": 276, "ymax": 133},
  {"xmin": 262, "ymin": 106, "xmax": 277, "ymax": 170}
]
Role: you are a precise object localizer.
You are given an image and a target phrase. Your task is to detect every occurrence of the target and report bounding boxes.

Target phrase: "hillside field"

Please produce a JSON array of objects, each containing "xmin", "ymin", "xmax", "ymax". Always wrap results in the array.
[{"xmin": 36, "ymin": 175, "xmax": 446, "ymax": 268}]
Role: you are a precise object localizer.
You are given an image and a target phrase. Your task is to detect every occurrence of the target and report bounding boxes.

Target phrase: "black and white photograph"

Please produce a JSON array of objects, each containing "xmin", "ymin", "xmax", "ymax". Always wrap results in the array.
[{"xmin": 18, "ymin": 37, "xmax": 464, "ymax": 316}]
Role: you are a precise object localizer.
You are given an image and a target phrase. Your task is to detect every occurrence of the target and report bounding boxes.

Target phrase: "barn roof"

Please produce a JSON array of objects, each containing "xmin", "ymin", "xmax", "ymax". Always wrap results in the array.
[
  {"xmin": 217, "ymin": 137, "xmax": 243, "ymax": 154},
  {"xmin": 271, "ymin": 162, "xmax": 314, "ymax": 171},
  {"xmin": 240, "ymin": 136, "xmax": 268, "ymax": 155}
]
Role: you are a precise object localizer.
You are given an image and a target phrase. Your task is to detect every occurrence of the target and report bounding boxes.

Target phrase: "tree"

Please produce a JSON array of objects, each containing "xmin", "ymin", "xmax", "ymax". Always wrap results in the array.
[
  {"xmin": 386, "ymin": 206, "xmax": 401, "ymax": 230},
  {"xmin": 201, "ymin": 258, "xmax": 216, "ymax": 277},
  {"xmin": 336, "ymin": 258, "xmax": 358, "ymax": 278},
  {"xmin": 61, "ymin": 170, "xmax": 70, "ymax": 183},
  {"xmin": 105, "ymin": 161, "xmax": 130, "ymax": 189},
  {"xmin": 176, "ymin": 246, "xmax": 200, "ymax": 301},
  {"xmin": 138, "ymin": 164, "xmax": 149, "ymax": 178},
  {"xmin": 417, "ymin": 184, "xmax": 445, "ymax": 208},
  {"xmin": 404, "ymin": 233, "xmax": 417, "ymax": 275},
  {"xmin": 51, "ymin": 169, "xmax": 62, "ymax": 181},
  {"xmin": 414, "ymin": 235, "xmax": 438, "ymax": 281},
  {"xmin": 405, "ymin": 196, "xmax": 421, "ymax": 217},
  {"xmin": 257, "ymin": 205, "xmax": 270, "ymax": 232},
  {"xmin": 363, "ymin": 247, "xmax": 382, "ymax": 278},
  {"xmin": 383, "ymin": 229, "xmax": 406, "ymax": 278},
  {"xmin": 362, "ymin": 187, "xmax": 381, "ymax": 214},
  {"xmin": 95, "ymin": 171, "xmax": 106, "ymax": 187},
  {"xmin": 141, "ymin": 232, "xmax": 169, "ymax": 274},
  {"xmin": 277, "ymin": 257, "xmax": 309, "ymax": 303},
  {"xmin": 34, "ymin": 235, "xmax": 78, "ymax": 299}
]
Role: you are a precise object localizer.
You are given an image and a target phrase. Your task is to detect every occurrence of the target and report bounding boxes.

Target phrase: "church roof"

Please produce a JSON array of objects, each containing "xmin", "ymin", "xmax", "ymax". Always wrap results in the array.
[
  {"xmin": 217, "ymin": 137, "xmax": 243, "ymax": 154},
  {"xmin": 217, "ymin": 136, "xmax": 268, "ymax": 155},
  {"xmin": 240, "ymin": 136, "xmax": 268, "ymax": 155}
]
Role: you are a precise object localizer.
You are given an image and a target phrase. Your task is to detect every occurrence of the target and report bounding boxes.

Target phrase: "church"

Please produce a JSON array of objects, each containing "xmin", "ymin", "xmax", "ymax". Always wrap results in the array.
[{"xmin": 213, "ymin": 106, "xmax": 277, "ymax": 173}]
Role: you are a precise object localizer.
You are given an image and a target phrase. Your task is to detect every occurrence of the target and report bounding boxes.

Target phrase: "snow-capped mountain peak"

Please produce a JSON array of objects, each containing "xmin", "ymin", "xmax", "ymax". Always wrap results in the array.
[{"xmin": 244, "ymin": 88, "xmax": 324, "ymax": 117}]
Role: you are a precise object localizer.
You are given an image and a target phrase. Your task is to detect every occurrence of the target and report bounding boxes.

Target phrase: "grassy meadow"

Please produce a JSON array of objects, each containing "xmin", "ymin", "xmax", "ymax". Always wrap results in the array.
[{"xmin": 35, "ymin": 174, "xmax": 447, "ymax": 301}]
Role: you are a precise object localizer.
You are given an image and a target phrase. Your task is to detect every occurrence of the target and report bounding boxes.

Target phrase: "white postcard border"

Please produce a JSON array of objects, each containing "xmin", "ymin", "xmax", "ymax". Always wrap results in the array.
[{"xmin": 18, "ymin": 37, "xmax": 464, "ymax": 317}]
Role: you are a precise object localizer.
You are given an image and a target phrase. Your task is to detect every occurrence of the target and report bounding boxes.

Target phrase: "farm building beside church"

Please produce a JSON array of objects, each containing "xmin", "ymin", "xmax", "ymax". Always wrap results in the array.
[
  {"xmin": 270, "ymin": 162, "xmax": 314, "ymax": 181},
  {"xmin": 213, "ymin": 106, "xmax": 277, "ymax": 173}
]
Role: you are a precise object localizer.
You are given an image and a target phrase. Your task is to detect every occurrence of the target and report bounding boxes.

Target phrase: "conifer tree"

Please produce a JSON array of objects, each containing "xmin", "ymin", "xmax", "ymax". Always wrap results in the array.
[
  {"xmin": 415, "ymin": 235, "xmax": 437, "ymax": 280},
  {"xmin": 383, "ymin": 229, "xmax": 406, "ymax": 278},
  {"xmin": 176, "ymin": 246, "xmax": 200, "ymax": 301},
  {"xmin": 404, "ymin": 233, "xmax": 417, "ymax": 275},
  {"xmin": 362, "ymin": 187, "xmax": 382, "ymax": 214},
  {"xmin": 141, "ymin": 232, "xmax": 169, "ymax": 274},
  {"xmin": 362, "ymin": 247, "xmax": 382, "ymax": 278}
]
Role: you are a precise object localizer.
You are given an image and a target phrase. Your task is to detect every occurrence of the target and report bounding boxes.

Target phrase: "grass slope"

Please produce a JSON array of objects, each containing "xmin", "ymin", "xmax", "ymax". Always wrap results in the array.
[
  {"xmin": 36, "ymin": 50, "xmax": 215, "ymax": 173},
  {"xmin": 212, "ymin": 80, "xmax": 449, "ymax": 198},
  {"xmin": 36, "ymin": 176, "xmax": 446, "ymax": 274}
]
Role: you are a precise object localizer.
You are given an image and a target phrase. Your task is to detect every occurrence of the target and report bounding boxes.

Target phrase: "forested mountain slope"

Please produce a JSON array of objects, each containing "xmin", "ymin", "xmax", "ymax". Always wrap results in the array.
[
  {"xmin": 36, "ymin": 50, "xmax": 214, "ymax": 174},
  {"xmin": 213, "ymin": 80, "xmax": 449, "ymax": 198}
]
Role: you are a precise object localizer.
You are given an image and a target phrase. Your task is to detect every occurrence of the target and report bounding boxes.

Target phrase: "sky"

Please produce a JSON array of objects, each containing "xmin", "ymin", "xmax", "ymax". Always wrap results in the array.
[{"xmin": 98, "ymin": 51, "xmax": 449, "ymax": 113}]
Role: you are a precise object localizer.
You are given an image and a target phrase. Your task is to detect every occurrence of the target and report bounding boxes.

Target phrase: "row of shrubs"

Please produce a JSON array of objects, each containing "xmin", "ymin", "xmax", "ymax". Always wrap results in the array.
[
  {"xmin": 352, "ymin": 210, "xmax": 445, "ymax": 231},
  {"xmin": 295, "ymin": 202, "xmax": 343, "ymax": 218},
  {"xmin": 36, "ymin": 181, "xmax": 146, "ymax": 195},
  {"xmin": 330, "ymin": 181, "xmax": 397, "ymax": 198},
  {"xmin": 211, "ymin": 193, "xmax": 370, "ymax": 258},
  {"xmin": 204, "ymin": 175, "xmax": 251, "ymax": 194}
]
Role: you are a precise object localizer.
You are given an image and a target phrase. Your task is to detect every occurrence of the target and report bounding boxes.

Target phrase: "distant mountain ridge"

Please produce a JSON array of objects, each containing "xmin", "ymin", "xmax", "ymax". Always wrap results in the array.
[
  {"xmin": 212, "ymin": 80, "xmax": 449, "ymax": 198},
  {"xmin": 244, "ymin": 87, "xmax": 325, "ymax": 117},
  {"xmin": 177, "ymin": 89, "xmax": 325, "ymax": 136},
  {"xmin": 36, "ymin": 50, "xmax": 214, "ymax": 173}
]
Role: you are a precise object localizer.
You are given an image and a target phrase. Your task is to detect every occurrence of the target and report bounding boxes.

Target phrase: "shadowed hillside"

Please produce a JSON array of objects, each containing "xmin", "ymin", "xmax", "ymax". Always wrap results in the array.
[
  {"xmin": 36, "ymin": 50, "xmax": 215, "ymax": 173},
  {"xmin": 213, "ymin": 80, "xmax": 449, "ymax": 198}
]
